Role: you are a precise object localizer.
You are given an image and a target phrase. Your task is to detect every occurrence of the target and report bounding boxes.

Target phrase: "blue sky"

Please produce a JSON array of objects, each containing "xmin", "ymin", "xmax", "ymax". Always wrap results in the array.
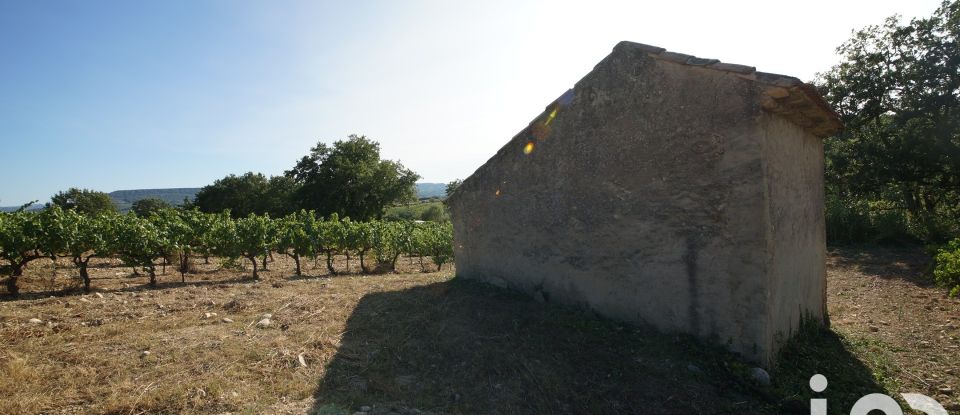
[{"xmin": 0, "ymin": 0, "xmax": 945, "ymax": 205}]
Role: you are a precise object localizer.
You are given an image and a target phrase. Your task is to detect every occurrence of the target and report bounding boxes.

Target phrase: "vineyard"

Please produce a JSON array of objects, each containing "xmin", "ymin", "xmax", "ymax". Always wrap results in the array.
[{"xmin": 0, "ymin": 206, "xmax": 454, "ymax": 297}]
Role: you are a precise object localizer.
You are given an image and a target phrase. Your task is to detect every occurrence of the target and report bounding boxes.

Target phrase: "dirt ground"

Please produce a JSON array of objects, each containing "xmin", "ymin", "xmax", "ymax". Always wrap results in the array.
[
  {"xmin": 825, "ymin": 246, "xmax": 959, "ymax": 406},
  {"xmin": 0, "ymin": 247, "xmax": 957, "ymax": 414}
]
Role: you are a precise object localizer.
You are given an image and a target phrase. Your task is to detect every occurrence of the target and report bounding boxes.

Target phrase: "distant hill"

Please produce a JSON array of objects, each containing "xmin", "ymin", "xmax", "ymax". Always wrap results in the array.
[
  {"xmin": 415, "ymin": 182, "xmax": 447, "ymax": 199},
  {"xmin": 1, "ymin": 183, "xmax": 448, "ymax": 212}
]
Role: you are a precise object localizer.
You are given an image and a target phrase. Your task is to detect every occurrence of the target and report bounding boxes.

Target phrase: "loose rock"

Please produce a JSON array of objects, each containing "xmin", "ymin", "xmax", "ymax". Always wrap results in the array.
[
  {"xmin": 750, "ymin": 367, "xmax": 771, "ymax": 386},
  {"xmin": 28, "ymin": 318, "xmax": 43, "ymax": 325}
]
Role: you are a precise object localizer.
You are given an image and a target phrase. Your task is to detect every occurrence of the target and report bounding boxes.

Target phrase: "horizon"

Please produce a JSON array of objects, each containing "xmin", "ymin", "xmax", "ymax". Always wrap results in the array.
[{"xmin": 0, "ymin": 0, "xmax": 944, "ymax": 205}]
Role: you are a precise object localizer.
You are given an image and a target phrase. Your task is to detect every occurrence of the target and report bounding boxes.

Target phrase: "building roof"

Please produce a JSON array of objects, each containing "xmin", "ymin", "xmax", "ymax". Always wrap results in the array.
[
  {"xmin": 614, "ymin": 41, "xmax": 843, "ymax": 137},
  {"xmin": 447, "ymin": 41, "xmax": 844, "ymax": 203}
]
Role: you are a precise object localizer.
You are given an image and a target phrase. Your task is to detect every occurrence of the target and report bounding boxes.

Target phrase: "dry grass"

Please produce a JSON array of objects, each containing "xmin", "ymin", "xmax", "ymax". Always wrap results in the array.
[
  {"xmin": 0, "ymin": 247, "xmax": 957, "ymax": 414},
  {"xmin": 0, "ymin": 255, "xmax": 448, "ymax": 414}
]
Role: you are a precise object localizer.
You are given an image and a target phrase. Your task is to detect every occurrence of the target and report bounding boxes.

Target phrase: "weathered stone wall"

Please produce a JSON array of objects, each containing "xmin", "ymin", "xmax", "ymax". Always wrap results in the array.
[
  {"xmin": 449, "ymin": 44, "xmax": 827, "ymax": 364},
  {"xmin": 760, "ymin": 113, "xmax": 828, "ymax": 351}
]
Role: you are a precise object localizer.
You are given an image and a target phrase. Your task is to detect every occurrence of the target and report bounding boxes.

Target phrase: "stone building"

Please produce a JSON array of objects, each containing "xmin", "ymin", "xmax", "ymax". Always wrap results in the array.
[{"xmin": 446, "ymin": 41, "xmax": 842, "ymax": 365}]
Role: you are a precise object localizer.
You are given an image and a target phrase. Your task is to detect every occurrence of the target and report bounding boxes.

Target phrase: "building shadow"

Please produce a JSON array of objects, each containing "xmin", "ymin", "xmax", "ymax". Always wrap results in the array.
[{"xmin": 312, "ymin": 278, "xmax": 886, "ymax": 414}]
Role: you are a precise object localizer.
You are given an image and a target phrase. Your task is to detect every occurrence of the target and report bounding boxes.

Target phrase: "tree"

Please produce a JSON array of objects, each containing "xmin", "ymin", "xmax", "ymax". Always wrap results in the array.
[
  {"xmin": 817, "ymin": 0, "xmax": 960, "ymax": 241},
  {"xmin": 445, "ymin": 179, "xmax": 462, "ymax": 197},
  {"xmin": 132, "ymin": 198, "xmax": 171, "ymax": 217},
  {"xmin": 194, "ymin": 172, "xmax": 268, "ymax": 218},
  {"xmin": 49, "ymin": 188, "xmax": 117, "ymax": 216},
  {"xmin": 262, "ymin": 175, "xmax": 298, "ymax": 218},
  {"xmin": 193, "ymin": 173, "xmax": 297, "ymax": 219},
  {"xmin": 420, "ymin": 204, "xmax": 448, "ymax": 222},
  {"xmin": 286, "ymin": 135, "xmax": 420, "ymax": 221}
]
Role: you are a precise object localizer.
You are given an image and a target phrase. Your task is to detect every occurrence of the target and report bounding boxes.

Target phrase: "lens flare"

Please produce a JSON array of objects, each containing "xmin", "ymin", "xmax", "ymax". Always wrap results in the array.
[
  {"xmin": 523, "ymin": 141, "xmax": 535, "ymax": 154},
  {"xmin": 544, "ymin": 107, "xmax": 558, "ymax": 126}
]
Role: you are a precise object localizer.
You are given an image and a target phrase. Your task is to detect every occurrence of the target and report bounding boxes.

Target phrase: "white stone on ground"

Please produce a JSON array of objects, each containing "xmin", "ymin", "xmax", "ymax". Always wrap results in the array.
[{"xmin": 750, "ymin": 367, "xmax": 771, "ymax": 386}]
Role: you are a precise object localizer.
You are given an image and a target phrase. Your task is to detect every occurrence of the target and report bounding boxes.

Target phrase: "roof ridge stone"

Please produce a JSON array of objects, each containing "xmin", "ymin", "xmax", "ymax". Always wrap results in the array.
[{"xmin": 612, "ymin": 40, "xmax": 841, "ymax": 137}]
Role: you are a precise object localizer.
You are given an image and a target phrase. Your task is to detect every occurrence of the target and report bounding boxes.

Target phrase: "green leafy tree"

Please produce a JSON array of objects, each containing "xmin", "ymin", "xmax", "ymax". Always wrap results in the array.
[
  {"xmin": 817, "ymin": 0, "xmax": 960, "ymax": 242},
  {"xmin": 445, "ymin": 179, "xmax": 462, "ymax": 197},
  {"xmin": 132, "ymin": 198, "xmax": 171, "ymax": 217},
  {"xmin": 262, "ymin": 175, "xmax": 299, "ymax": 218},
  {"xmin": 420, "ymin": 204, "xmax": 448, "ymax": 222},
  {"xmin": 194, "ymin": 172, "xmax": 296, "ymax": 218},
  {"xmin": 286, "ymin": 135, "xmax": 420, "ymax": 220},
  {"xmin": 49, "ymin": 188, "xmax": 118, "ymax": 216}
]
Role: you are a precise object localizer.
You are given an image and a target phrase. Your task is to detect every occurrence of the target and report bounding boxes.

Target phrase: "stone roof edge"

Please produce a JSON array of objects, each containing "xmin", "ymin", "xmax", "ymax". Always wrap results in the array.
[{"xmin": 614, "ymin": 41, "xmax": 843, "ymax": 137}]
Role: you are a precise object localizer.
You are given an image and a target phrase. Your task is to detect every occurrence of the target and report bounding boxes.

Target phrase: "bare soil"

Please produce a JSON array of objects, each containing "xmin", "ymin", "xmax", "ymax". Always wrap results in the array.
[
  {"xmin": 825, "ymin": 246, "xmax": 959, "ymax": 406},
  {"xmin": 0, "ymin": 247, "xmax": 957, "ymax": 414}
]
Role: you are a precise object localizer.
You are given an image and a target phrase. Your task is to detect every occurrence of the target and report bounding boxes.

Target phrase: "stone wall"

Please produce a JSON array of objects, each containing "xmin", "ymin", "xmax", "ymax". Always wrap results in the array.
[
  {"xmin": 449, "ymin": 44, "xmax": 829, "ymax": 365},
  {"xmin": 760, "ymin": 113, "xmax": 828, "ymax": 350}
]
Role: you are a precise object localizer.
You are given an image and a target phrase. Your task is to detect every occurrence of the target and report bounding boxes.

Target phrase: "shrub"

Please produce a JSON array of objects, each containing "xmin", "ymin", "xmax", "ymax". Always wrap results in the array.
[{"xmin": 933, "ymin": 239, "xmax": 960, "ymax": 297}]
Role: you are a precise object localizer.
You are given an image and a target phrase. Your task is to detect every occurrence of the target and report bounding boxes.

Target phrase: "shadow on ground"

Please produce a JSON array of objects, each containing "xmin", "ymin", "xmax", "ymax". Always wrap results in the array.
[
  {"xmin": 828, "ymin": 244, "xmax": 934, "ymax": 287},
  {"xmin": 313, "ymin": 278, "xmax": 887, "ymax": 414}
]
